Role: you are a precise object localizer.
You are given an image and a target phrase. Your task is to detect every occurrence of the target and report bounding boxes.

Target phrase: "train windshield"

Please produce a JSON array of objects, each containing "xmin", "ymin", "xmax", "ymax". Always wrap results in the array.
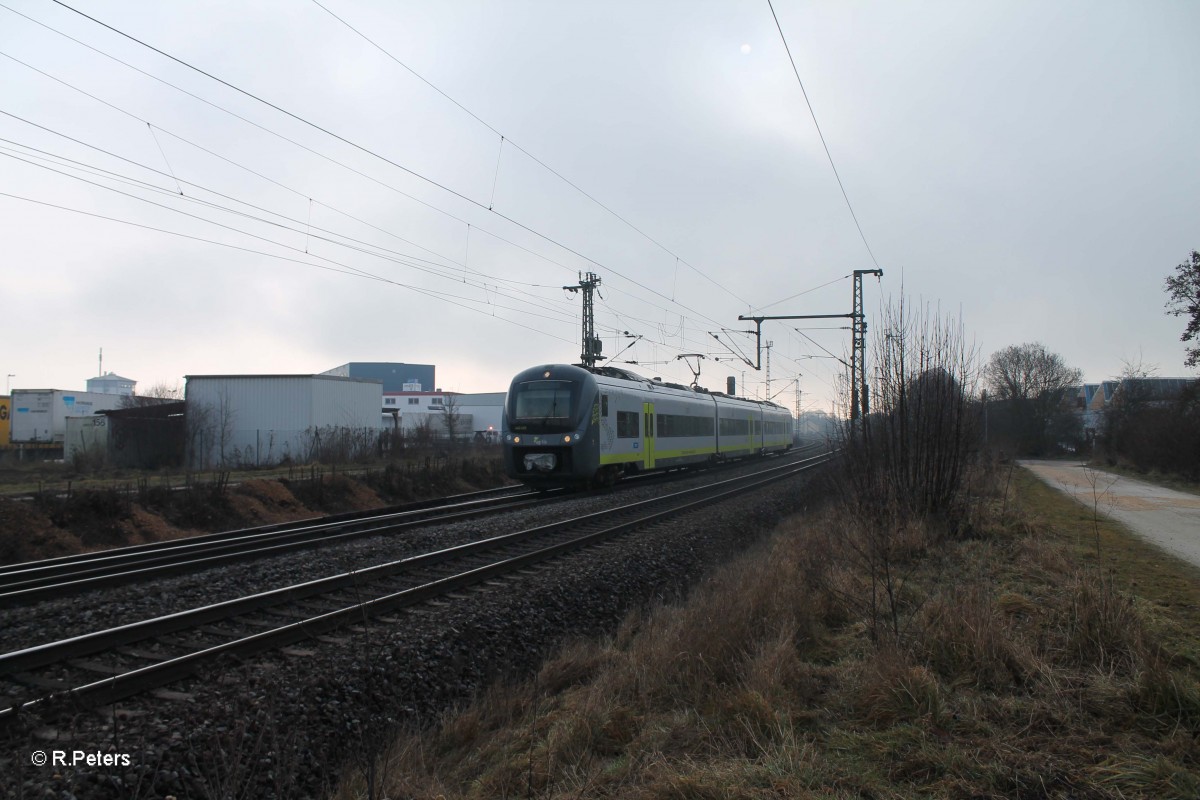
[{"xmin": 510, "ymin": 380, "xmax": 579, "ymax": 433}]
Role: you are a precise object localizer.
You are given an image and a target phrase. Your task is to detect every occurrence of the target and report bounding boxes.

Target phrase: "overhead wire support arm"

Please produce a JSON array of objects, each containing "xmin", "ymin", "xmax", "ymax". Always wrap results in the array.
[
  {"xmin": 738, "ymin": 268, "xmax": 882, "ymax": 425},
  {"xmin": 737, "ymin": 313, "xmax": 854, "ymax": 371}
]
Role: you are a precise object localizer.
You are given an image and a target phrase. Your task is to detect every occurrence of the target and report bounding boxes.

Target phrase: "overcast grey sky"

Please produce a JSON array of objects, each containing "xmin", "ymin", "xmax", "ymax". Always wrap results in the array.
[{"xmin": 2, "ymin": 0, "xmax": 1197, "ymax": 414}]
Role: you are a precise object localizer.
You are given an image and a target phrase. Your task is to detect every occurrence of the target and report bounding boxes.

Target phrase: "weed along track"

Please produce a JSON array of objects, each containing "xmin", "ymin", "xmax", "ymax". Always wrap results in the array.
[{"xmin": 0, "ymin": 453, "xmax": 829, "ymax": 733}]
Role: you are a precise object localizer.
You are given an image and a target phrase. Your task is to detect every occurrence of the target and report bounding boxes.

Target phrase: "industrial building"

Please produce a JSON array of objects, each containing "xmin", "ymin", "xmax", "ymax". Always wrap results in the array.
[
  {"xmin": 86, "ymin": 372, "xmax": 137, "ymax": 396},
  {"xmin": 322, "ymin": 362, "xmax": 435, "ymax": 393},
  {"xmin": 381, "ymin": 390, "xmax": 505, "ymax": 442},
  {"xmin": 184, "ymin": 374, "xmax": 382, "ymax": 468}
]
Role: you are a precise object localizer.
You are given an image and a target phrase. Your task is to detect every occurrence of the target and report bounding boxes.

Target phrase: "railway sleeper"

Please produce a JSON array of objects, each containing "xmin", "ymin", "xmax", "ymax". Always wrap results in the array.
[
  {"xmin": 67, "ymin": 659, "xmax": 127, "ymax": 676},
  {"xmin": 8, "ymin": 672, "xmax": 70, "ymax": 691},
  {"xmin": 113, "ymin": 646, "xmax": 172, "ymax": 663}
]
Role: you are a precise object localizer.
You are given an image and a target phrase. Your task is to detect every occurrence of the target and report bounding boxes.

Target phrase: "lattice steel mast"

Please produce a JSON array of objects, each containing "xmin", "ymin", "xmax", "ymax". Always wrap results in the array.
[{"xmin": 564, "ymin": 272, "xmax": 603, "ymax": 367}]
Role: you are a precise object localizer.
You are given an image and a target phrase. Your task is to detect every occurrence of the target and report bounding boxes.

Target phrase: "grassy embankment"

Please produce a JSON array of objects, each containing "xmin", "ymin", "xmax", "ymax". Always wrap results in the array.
[
  {"xmin": 335, "ymin": 464, "xmax": 1200, "ymax": 799},
  {"xmin": 0, "ymin": 451, "xmax": 509, "ymax": 564}
]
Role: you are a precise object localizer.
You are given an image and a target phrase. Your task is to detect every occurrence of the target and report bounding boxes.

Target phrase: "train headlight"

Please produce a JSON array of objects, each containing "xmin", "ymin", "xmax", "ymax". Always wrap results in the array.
[
  {"xmin": 512, "ymin": 435, "xmax": 521, "ymax": 444},
  {"xmin": 563, "ymin": 434, "xmax": 573, "ymax": 443}
]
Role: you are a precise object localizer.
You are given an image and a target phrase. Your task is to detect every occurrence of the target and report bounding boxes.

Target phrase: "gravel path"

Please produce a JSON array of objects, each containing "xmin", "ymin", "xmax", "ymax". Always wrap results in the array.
[
  {"xmin": 1020, "ymin": 459, "xmax": 1200, "ymax": 569},
  {"xmin": 1, "ymin": 462, "xmax": 823, "ymax": 799}
]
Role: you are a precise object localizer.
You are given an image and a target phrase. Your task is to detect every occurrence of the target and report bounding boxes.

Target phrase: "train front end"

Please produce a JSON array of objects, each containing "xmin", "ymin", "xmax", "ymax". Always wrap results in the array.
[{"xmin": 502, "ymin": 364, "xmax": 600, "ymax": 488}]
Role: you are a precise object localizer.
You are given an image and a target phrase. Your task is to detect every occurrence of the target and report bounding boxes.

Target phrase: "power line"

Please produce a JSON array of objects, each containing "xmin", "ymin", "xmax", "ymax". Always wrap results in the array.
[
  {"xmin": 0, "ymin": 142, "xmax": 580, "ymax": 328},
  {"xmin": 0, "ymin": 114, "xmax": 580, "ymax": 320},
  {"xmin": 0, "ymin": 32, "xmax": 591, "ymax": 285},
  {"xmin": 752, "ymin": 273, "xmax": 850, "ymax": 313},
  {"xmin": 766, "ymin": 0, "xmax": 881, "ymax": 270},
  {"xmin": 45, "ymin": 0, "xmax": 736, "ymax": 334},
  {"xmin": 5, "ymin": 3, "xmax": 767, "ymax": 389},
  {"xmin": 0, "ymin": 187, "xmax": 579, "ymax": 344},
  {"xmin": 309, "ymin": 0, "xmax": 754, "ymax": 307}
]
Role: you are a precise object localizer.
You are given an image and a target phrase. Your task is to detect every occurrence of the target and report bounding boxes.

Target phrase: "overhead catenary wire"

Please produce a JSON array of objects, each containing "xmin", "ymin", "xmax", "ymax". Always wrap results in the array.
[
  {"xmin": 766, "ymin": 0, "xmax": 881, "ymax": 271},
  {"xmin": 0, "ymin": 142, "xmax": 581, "ymax": 328},
  {"xmin": 0, "ymin": 187, "xmax": 579, "ymax": 343},
  {"xmin": 308, "ymin": 0, "xmax": 755, "ymax": 308},
  {"xmin": 2, "ymin": 3, "xmax": 742, "ymax": 387},
  {"xmin": 0, "ymin": 40, "xmax": 594, "ymax": 289},
  {"xmin": 0, "ymin": 121, "xmax": 581, "ymax": 319},
  {"xmin": 2, "ymin": 106, "xmax": 713, "ymax": 386},
  {"xmin": 2, "ymin": 3, "xmax": 844, "ymax": 395},
  {"xmin": 42, "ymin": 0, "xmax": 739, "ymax": 336},
  {"xmin": 751, "ymin": 273, "xmax": 851, "ymax": 314}
]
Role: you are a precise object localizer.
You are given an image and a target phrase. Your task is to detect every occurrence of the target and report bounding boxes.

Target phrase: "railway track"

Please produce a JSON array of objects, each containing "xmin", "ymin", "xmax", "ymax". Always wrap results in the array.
[
  {"xmin": 0, "ymin": 484, "xmax": 544, "ymax": 607},
  {"xmin": 0, "ymin": 449, "xmax": 832, "ymax": 720},
  {"xmin": 0, "ymin": 443, "xmax": 827, "ymax": 608}
]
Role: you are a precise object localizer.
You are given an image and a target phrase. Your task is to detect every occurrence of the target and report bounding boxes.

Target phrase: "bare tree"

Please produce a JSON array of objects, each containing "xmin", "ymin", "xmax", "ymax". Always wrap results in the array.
[
  {"xmin": 120, "ymin": 380, "xmax": 184, "ymax": 409},
  {"xmin": 440, "ymin": 393, "xmax": 463, "ymax": 447},
  {"xmin": 983, "ymin": 342, "xmax": 1082, "ymax": 454},
  {"xmin": 1165, "ymin": 250, "xmax": 1200, "ymax": 368},
  {"xmin": 185, "ymin": 401, "xmax": 214, "ymax": 469},
  {"xmin": 214, "ymin": 387, "xmax": 236, "ymax": 467}
]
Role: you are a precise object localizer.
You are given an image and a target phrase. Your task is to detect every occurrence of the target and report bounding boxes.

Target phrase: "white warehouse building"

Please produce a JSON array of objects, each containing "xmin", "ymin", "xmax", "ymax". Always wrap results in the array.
[
  {"xmin": 380, "ymin": 390, "xmax": 506, "ymax": 442},
  {"xmin": 185, "ymin": 374, "xmax": 382, "ymax": 468}
]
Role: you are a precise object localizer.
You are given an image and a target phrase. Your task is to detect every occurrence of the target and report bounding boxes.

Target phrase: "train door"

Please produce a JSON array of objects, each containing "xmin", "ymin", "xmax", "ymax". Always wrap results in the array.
[{"xmin": 643, "ymin": 401, "xmax": 656, "ymax": 469}]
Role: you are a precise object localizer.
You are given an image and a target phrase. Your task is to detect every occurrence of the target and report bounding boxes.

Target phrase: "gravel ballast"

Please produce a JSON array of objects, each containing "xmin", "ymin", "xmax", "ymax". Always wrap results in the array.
[{"xmin": 1, "ymin": 464, "xmax": 824, "ymax": 799}]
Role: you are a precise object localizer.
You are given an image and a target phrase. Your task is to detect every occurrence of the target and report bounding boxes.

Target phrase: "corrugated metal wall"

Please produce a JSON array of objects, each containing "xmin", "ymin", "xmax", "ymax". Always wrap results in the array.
[{"xmin": 184, "ymin": 375, "xmax": 381, "ymax": 468}]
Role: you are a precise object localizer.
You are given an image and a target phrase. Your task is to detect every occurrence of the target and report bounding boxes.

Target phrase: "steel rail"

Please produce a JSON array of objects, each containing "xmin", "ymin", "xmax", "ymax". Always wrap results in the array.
[
  {"xmin": 0, "ymin": 483, "xmax": 529, "ymax": 577},
  {"xmin": 0, "ymin": 489, "xmax": 548, "ymax": 606},
  {"xmin": 0, "ymin": 451, "xmax": 832, "ymax": 718},
  {"xmin": 0, "ymin": 447, "xmax": 823, "ymax": 605}
]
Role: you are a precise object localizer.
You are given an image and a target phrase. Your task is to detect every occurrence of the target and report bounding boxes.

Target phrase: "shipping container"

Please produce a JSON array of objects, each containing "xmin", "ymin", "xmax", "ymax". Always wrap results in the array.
[
  {"xmin": 9, "ymin": 389, "xmax": 126, "ymax": 444},
  {"xmin": 64, "ymin": 414, "xmax": 109, "ymax": 463}
]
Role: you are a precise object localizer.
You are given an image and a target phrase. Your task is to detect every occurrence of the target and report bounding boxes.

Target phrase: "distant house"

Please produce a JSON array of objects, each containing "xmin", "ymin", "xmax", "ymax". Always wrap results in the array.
[
  {"xmin": 1074, "ymin": 377, "xmax": 1196, "ymax": 439},
  {"xmin": 1111, "ymin": 377, "xmax": 1194, "ymax": 406}
]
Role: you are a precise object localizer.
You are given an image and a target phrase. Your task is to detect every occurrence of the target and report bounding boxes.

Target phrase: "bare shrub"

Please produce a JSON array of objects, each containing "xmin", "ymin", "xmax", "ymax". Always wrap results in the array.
[
  {"xmin": 301, "ymin": 425, "xmax": 378, "ymax": 465},
  {"xmin": 1061, "ymin": 570, "xmax": 1148, "ymax": 673},
  {"xmin": 1103, "ymin": 379, "xmax": 1200, "ymax": 480},
  {"xmin": 1092, "ymin": 753, "xmax": 1200, "ymax": 799},
  {"xmin": 853, "ymin": 646, "xmax": 946, "ymax": 727},
  {"xmin": 916, "ymin": 585, "xmax": 1036, "ymax": 690},
  {"xmin": 827, "ymin": 297, "xmax": 981, "ymax": 641},
  {"xmin": 837, "ymin": 295, "xmax": 980, "ymax": 524},
  {"xmin": 813, "ymin": 509, "xmax": 936, "ymax": 640},
  {"xmin": 1133, "ymin": 656, "xmax": 1200, "ymax": 729}
]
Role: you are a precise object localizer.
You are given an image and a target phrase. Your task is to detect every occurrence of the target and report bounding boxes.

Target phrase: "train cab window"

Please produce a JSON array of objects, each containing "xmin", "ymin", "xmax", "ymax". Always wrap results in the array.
[
  {"xmin": 617, "ymin": 410, "xmax": 639, "ymax": 438},
  {"xmin": 602, "ymin": 394, "xmax": 609, "ymax": 417},
  {"xmin": 510, "ymin": 380, "xmax": 579, "ymax": 433}
]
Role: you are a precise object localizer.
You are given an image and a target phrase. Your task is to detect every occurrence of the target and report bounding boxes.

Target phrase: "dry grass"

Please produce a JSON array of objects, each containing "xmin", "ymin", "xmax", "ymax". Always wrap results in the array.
[{"xmin": 334, "ymin": 464, "xmax": 1200, "ymax": 799}]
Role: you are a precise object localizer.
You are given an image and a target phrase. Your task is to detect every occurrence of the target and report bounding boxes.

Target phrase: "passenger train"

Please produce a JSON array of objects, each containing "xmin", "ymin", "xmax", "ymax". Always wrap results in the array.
[{"xmin": 502, "ymin": 363, "xmax": 793, "ymax": 488}]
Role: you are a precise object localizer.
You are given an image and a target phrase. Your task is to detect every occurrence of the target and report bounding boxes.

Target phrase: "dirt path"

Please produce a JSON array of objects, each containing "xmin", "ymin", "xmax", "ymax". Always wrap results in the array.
[{"xmin": 1021, "ymin": 459, "xmax": 1200, "ymax": 570}]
